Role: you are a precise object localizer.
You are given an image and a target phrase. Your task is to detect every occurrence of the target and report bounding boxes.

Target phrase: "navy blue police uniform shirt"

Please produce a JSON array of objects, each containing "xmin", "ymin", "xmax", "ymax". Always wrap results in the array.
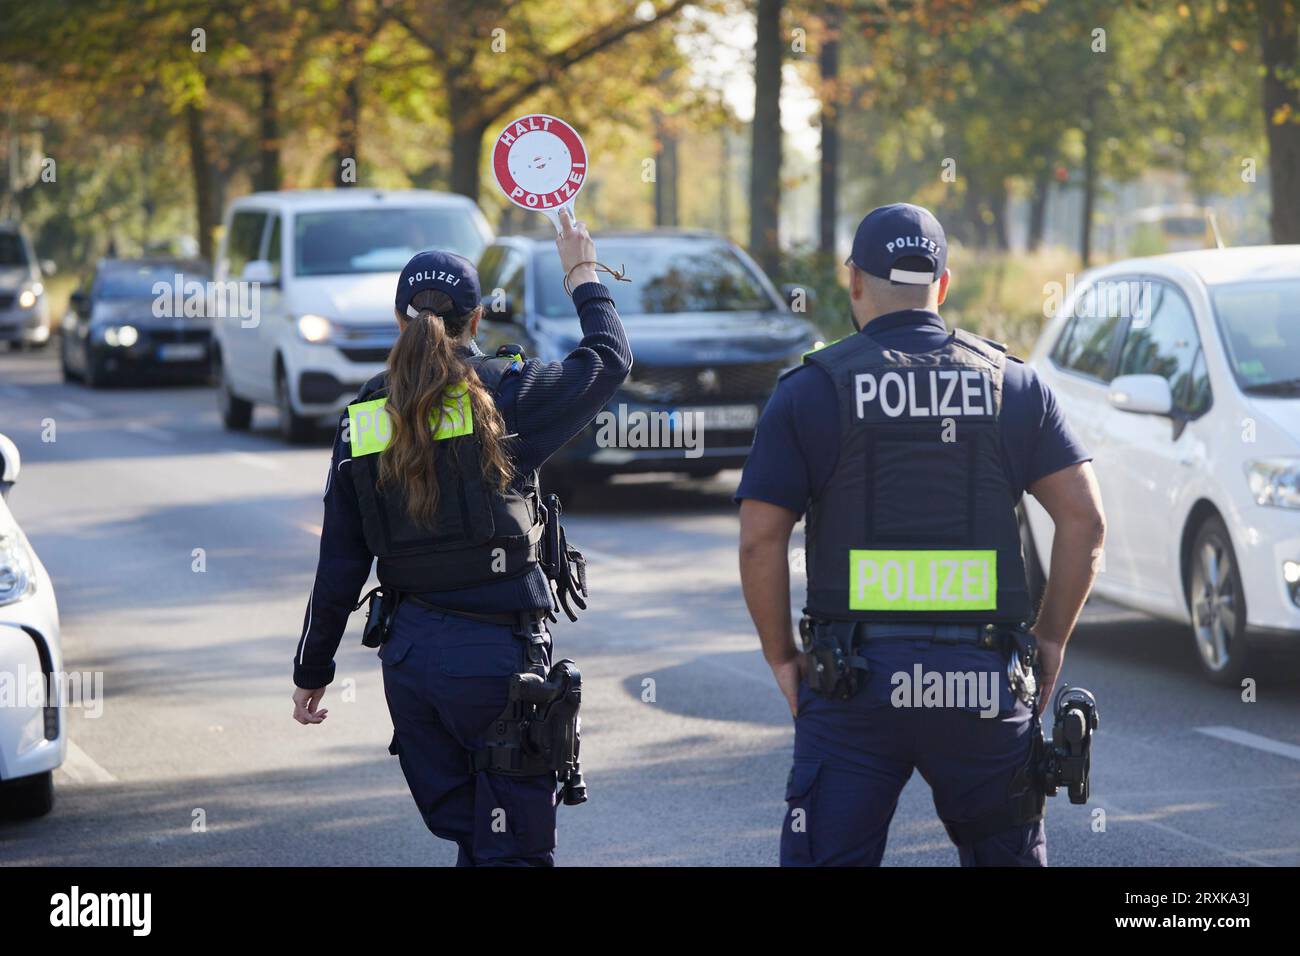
[
  {"xmin": 736, "ymin": 308, "xmax": 1090, "ymax": 520},
  {"xmin": 294, "ymin": 281, "xmax": 631, "ymax": 688}
]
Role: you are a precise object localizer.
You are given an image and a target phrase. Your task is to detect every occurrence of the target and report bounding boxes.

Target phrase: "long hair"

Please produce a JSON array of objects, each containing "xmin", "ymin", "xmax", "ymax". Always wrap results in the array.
[{"xmin": 378, "ymin": 288, "xmax": 514, "ymax": 529}]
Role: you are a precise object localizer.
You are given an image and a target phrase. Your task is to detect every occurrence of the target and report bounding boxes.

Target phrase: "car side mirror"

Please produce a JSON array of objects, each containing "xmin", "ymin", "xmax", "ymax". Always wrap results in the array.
[
  {"xmin": 1108, "ymin": 374, "xmax": 1173, "ymax": 415},
  {"xmin": 0, "ymin": 433, "xmax": 21, "ymax": 498},
  {"xmin": 481, "ymin": 292, "xmax": 515, "ymax": 322},
  {"xmin": 242, "ymin": 259, "xmax": 278, "ymax": 286},
  {"xmin": 69, "ymin": 290, "xmax": 89, "ymax": 317},
  {"xmin": 40, "ymin": 259, "xmax": 57, "ymax": 276},
  {"xmin": 782, "ymin": 283, "xmax": 816, "ymax": 314}
]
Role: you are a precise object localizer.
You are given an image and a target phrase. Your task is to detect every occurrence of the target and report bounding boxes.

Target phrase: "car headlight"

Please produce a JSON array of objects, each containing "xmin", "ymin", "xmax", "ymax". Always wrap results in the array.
[
  {"xmin": 296, "ymin": 314, "xmax": 333, "ymax": 343},
  {"xmin": 102, "ymin": 324, "xmax": 139, "ymax": 347},
  {"xmin": 18, "ymin": 282, "xmax": 42, "ymax": 309},
  {"xmin": 1245, "ymin": 458, "xmax": 1300, "ymax": 509},
  {"xmin": 0, "ymin": 526, "xmax": 36, "ymax": 606}
]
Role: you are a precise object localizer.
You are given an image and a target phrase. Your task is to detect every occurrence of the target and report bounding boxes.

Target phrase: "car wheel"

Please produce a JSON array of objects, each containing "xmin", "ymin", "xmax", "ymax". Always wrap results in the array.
[
  {"xmin": 214, "ymin": 350, "xmax": 253, "ymax": 431},
  {"xmin": 83, "ymin": 352, "xmax": 111, "ymax": 389},
  {"xmin": 1187, "ymin": 515, "xmax": 1253, "ymax": 685},
  {"xmin": 1018, "ymin": 505, "xmax": 1047, "ymax": 621},
  {"xmin": 59, "ymin": 338, "xmax": 80, "ymax": 383},
  {"xmin": 0, "ymin": 770, "xmax": 54, "ymax": 820},
  {"xmin": 276, "ymin": 369, "xmax": 316, "ymax": 444}
]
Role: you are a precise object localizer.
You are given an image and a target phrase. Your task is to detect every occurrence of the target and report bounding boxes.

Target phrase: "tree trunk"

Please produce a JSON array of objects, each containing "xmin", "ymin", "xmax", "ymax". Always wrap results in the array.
[
  {"xmin": 1080, "ymin": 94, "xmax": 1098, "ymax": 268},
  {"xmin": 654, "ymin": 113, "xmax": 679, "ymax": 227},
  {"xmin": 992, "ymin": 179, "xmax": 1010, "ymax": 251},
  {"xmin": 817, "ymin": 4, "xmax": 840, "ymax": 255},
  {"xmin": 450, "ymin": 118, "xmax": 488, "ymax": 201},
  {"xmin": 185, "ymin": 103, "xmax": 215, "ymax": 264},
  {"xmin": 1260, "ymin": 0, "xmax": 1300, "ymax": 243},
  {"xmin": 1027, "ymin": 167, "xmax": 1051, "ymax": 252},
  {"xmin": 749, "ymin": 0, "xmax": 783, "ymax": 275},
  {"xmin": 335, "ymin": 76, "xmax": 361, "ymax": 187},
  {"xmin": 255, "ymin": 68, "xmax": 281, "ymax": 192}
]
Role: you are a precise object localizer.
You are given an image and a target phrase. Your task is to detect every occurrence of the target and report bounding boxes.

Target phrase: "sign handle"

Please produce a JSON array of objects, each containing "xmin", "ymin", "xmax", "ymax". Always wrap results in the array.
[{"xmin": 540, "ymin": 200, "xmax": 577, "ymax": 235}]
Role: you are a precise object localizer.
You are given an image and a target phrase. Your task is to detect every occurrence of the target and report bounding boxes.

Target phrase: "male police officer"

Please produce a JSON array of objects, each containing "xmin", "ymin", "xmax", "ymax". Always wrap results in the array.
[{"xmin": 737, "ymin": 203, "xmax": 1105, "ymax": 866}]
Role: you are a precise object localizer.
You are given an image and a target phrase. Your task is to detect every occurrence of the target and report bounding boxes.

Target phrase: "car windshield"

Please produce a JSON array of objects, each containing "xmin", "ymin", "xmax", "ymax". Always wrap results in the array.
[
  {"xmin": 533, "ymin": 239, "xmax": 778, "ymax": 318},
  {"xmin": 294, "ymin": 208, "xmax": 484, "ymax": 277},
  {"xmin": 1211, "ymin": 279, "xmax": 1300, "ymax": 393},
  {"xmin": 0, "ymin": 233, "xmax": 29, "ymax": 267},
  {"xmin": 96, "ymin": 264, "xmax": 204, "ymax": 298}
]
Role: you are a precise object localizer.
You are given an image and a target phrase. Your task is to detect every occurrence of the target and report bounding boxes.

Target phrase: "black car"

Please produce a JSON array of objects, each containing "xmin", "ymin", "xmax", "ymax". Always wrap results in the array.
[
  {"xmin": 60, "ymin": 258, "xmax": 214, "ymax": 387},
  {"xmin": 476, "ymin": 230, "xmax": 822, "ymax": 488}
]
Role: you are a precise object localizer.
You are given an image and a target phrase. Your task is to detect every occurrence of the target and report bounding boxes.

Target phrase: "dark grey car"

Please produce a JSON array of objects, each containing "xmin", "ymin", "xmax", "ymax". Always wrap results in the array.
[
  {"xmin": 476, "ymin": 230, "xmax": 822, "ymax": 489},
  {"xmin": 60, "ymin": 258, "xmax": 213, "ymax": 388}
]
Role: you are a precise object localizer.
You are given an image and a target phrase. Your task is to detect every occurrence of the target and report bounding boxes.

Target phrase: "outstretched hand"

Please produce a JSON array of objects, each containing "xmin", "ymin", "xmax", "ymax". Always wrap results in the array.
[{"xmin": 556, "ymin": 207, "xmax": 598, "ymax": 288}]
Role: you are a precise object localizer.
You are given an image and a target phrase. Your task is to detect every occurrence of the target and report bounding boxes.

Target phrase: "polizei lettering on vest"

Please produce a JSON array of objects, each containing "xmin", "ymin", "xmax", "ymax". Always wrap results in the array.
[
  {"xmin": 849, "ymin": 549, "xmax": 998, "ymax": 611},
  {"xmin": 854, "ymin": 368, "xmax": 993, "ymax": 419}
]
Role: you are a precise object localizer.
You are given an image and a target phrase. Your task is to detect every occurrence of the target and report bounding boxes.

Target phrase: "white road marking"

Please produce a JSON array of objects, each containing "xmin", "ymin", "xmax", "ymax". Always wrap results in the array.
[
  {"xmin": 231, "ymin": 451, "xmax": 282, "ymax": 471},
  {"xmin": 54, "ymin": 401, "xmax": 93, "ymax": 419},
  {"xmin": 1195, "ymin": 725, "xmax": 1300, "ymax": 763},
  {"xmin": 124, "ymin": 422, "xmax": 175, "ymax": 442},
  {"xmin": 59, "ymin": 739, "xmax": 118, "ymax": 784}
]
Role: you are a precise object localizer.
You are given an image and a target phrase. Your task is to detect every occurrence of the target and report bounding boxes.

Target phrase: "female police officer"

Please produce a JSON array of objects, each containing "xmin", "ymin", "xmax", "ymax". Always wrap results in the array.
[{"xmin": 291, "ymin": 209, "xmax": 630, "ymax": 866}]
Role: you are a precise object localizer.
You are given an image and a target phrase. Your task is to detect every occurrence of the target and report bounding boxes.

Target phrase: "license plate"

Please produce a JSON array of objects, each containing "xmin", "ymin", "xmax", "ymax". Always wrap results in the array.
[
  {"xmin": 158, "ymin": 343, "xmax": 206, "ymax": 362},
  {"xmin": 677, "ymin": 404, "xmax": 759, "ymax": 430}
]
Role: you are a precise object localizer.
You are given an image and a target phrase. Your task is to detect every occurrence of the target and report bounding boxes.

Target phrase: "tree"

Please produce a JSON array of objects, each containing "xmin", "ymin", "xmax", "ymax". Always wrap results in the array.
[
  {"xmin": 750, "ymin": 0, "xmax": 783, "ymax": 275},
  {"xmin": 389, "ymin": 0, "xmax": 691, "ymax": 201}
]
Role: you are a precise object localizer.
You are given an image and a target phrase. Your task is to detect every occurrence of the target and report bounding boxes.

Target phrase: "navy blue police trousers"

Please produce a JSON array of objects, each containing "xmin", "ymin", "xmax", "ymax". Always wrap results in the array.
[
  {"xmin": 380, "ymin": 600, "xmax": 558, "ymax": 866},
  {"xmin": 781, "ymin": 636, "xmax": 1046, "ymax": 866}
]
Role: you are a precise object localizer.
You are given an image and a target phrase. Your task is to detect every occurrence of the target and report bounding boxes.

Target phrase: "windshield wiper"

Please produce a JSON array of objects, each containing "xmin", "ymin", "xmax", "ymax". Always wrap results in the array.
[{"xmin": 1243, "ymin": 378, "xmax": 1300, "ymax": 395}]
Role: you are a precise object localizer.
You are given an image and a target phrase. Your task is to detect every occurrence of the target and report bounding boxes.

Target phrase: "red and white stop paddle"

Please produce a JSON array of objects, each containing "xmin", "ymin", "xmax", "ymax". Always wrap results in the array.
[{"xmin": 491, "ymin": 113, "xmax": 588, "ymax": 233}]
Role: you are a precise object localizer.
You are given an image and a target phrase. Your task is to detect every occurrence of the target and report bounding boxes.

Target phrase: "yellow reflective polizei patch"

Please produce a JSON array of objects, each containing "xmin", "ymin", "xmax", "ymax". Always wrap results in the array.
[
  {"xmin": 848, "ymin": 549, "xmax": 997, "ymax": 611},
  {"xmin": 347, "ymin": 383, "xmax": 473, "ymax": 457}
]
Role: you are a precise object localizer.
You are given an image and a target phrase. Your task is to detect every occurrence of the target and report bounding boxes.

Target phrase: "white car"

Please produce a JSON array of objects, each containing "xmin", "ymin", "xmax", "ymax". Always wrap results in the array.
[
  {"xmin": 1023, "ymin": 245, "xmax": 1300, "ymax": 684},
  {"xmin": 0, "ymin": 434, "xmax": 65, "ymax": 818},
  {"xmin": 0, "ymin": 221, "xmax": 53, "ymax": 350},
  {"xmin": 212, "ymin": 190, "xmax": 493, "ymax": 442}
]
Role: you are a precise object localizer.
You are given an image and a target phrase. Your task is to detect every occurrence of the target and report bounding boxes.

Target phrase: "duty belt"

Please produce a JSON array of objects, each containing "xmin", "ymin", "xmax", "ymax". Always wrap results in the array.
[
  {"xmin": 406, "ymin": 596, "xmax": 548, "ymax": 630},
  {"xmin": 805, "ymin": 619, "xmax": 1027, "ymax": 649}
]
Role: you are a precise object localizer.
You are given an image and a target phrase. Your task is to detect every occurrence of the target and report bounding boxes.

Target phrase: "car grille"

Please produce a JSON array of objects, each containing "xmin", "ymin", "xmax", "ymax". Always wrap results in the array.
[
  {"xmin": 340, "ymin": 346, "xmax": 393, "ymax": 363},
  {"xmin": 0, "ymin": 293, "xmax": 15, "ymax": 310},
  {"xmin": 619, "ymin": 359, "xmax": 787, "ymax": 403},
  {"xmin": 147, "ymin": 328, "xmax": 210, "ymax": 344}
]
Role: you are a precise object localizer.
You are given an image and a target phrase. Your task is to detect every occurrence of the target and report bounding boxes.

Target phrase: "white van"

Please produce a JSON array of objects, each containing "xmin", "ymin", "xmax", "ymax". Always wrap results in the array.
[{"xmin": 212, "ymin": 190, "xmax": 492, "ymax": 442}]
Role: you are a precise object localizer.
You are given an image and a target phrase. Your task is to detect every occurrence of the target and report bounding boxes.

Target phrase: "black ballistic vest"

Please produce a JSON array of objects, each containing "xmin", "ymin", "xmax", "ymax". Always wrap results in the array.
[
  {"xmin": 802, "ymin": 328, "xmax": 1031, "ymax": 624},
  {"xmin": 348, "ymin": 354, "xmax": 543, "ymax": 592}
]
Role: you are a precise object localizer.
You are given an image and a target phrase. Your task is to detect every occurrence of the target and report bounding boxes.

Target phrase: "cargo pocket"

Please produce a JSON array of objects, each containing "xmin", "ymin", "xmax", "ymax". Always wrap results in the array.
[
  {"xmin": 439, "ymin": 636, "xmax": 523, "ymax": 678},
  {"xmin": 780, "ymin": 759, "xmax": 821, "ymax": 867},
  {"xmin": 378, "ymin": 634, "xmax": 413, "ymax": 668}
]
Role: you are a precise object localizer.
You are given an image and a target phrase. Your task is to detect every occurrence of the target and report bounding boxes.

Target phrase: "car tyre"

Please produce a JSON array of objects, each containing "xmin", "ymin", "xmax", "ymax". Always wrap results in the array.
[
  {"xmin": 59, "ymin": 337, "xmax": 80, "ymax": 383},
  {"xmin": 0, "ymin": 770, "xmax": 55, "ymax": 820},
  {"xmin": 1187, "ymin": 515, "xmax": 1253, "ymax": 686},
  {"xmin": 215, "ymin": 349, "xmax": 253, "ymax": 431},
  {"xmin": 276, "ymin": 368, "xmax": 316, "ymax": 445},
  {"xmin": 83, "ymin": 352, "xmax": 111, "ymax": 389}
]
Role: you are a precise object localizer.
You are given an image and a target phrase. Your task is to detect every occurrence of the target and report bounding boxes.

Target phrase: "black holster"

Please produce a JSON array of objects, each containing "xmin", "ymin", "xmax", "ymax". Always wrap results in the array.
[
  {"xmin": 472, "ymin": 659, "xmax": 587, "ymax": 806},
  {"xmin": 799, "ymin": 617, "xmax": 871, "ymax": 700},
  {"xmin": 357, "ymin": 586, "xmax": 399, "ymax": 648}
]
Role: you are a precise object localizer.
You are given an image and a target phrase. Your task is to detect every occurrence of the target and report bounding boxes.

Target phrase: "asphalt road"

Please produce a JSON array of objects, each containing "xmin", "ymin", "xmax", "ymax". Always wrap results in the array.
[{"xmin": 1, "ymin": 344, "xmax": 1298, "ymax": 866}]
